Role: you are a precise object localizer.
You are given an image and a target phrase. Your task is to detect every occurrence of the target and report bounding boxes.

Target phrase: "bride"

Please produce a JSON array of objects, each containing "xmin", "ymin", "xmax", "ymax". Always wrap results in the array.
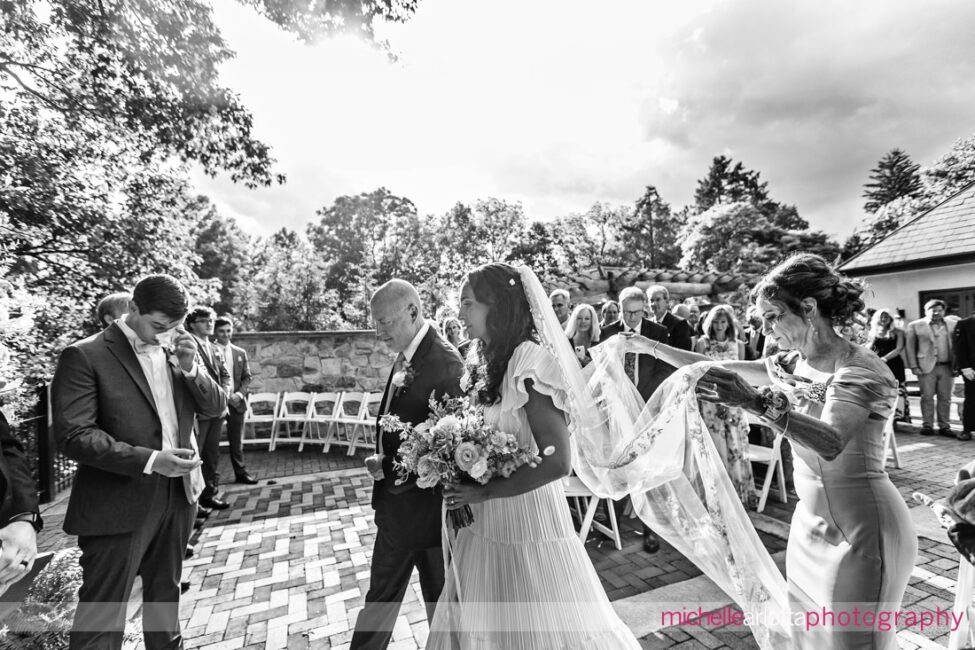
[{"xmin": 425, "ymin": 262, "xmax": 641, "ymax": 649}]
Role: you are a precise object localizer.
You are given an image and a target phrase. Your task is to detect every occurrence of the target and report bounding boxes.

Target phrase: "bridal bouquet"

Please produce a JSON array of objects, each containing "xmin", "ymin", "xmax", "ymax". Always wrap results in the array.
[{"xmin": 380, "ymin": 395, "xmax": 540, "ymax": 530}]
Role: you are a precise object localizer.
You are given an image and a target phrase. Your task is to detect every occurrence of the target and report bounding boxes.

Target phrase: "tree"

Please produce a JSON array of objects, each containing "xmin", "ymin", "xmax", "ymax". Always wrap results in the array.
[
  {"xmin": 862, "ymin": 148, "xmax": 922, "ymax": 213},
  {"xmin": 191, "ymin": 199, "xmax": 253, "ymax": 316},
  {"xmin": 238, "ymin": 229, "xmax": 346, "ymax": 331},
  {"xmin": 694, "ymin": 155, "xmax": 770, "ymax": 213},
  {"xmin": 622, "ymin": 186, "xmax": 684, "ymax": 268},
  {"xmin": 844, "ymin": 134, "xmax": 975, "ymax": 259}
]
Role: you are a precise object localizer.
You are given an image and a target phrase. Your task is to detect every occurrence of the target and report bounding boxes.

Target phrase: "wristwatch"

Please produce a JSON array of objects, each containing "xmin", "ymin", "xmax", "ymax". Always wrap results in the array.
[{"xmin": 8, "ymin": 512, "xmax": 42, "ymax": 533}]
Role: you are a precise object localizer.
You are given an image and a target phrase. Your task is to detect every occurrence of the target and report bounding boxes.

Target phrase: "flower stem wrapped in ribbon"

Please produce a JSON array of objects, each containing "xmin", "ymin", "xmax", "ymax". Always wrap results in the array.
[{"xmin": 380, "ymin": 394, "xmax": 540, "ymax": 530}]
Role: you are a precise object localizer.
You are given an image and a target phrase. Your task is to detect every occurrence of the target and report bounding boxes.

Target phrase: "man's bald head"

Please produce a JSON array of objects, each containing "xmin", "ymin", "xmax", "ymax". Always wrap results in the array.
[{"xmin": 371, "ymin": 279, "xmax": 425, "ymax": 353}]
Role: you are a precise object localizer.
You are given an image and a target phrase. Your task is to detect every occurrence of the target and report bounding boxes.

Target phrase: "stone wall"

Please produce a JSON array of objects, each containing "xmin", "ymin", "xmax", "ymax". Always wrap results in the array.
[{"xmin": 233, "ymin": 330, "xmax": 393, "ymax": 394}]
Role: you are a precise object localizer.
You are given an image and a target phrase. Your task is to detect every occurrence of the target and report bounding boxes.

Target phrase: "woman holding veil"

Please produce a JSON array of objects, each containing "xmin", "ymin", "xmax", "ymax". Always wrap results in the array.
[
  {"xmin": 628, "ymin": 254, "xmax": 916, "ymax": 649},
  {"xmin": 426, "ymin": 263, "xmax": 640, "ymax": 649}
]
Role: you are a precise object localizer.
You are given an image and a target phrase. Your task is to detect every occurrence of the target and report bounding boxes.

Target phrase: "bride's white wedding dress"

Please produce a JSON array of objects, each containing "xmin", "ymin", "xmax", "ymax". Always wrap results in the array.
[{"xmin": 425, "ymin": 341, "xmax": 641, "ymax": 649}]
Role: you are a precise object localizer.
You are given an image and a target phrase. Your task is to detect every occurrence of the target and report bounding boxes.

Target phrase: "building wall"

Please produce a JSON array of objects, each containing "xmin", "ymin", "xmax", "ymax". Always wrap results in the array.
[
  {"xmin": 232, "ymin": 330, "xmax": 393, "ymax": 394},
  {"xmin": 853, "ymin": 261, "xmax": 975, "ymax": 321}
]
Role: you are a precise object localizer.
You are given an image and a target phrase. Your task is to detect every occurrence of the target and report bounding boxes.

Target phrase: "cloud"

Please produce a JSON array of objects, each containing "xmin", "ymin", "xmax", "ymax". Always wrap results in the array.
[{"xmin": 195, "ymin": 0, "xmax": 975, "ymax": 241}]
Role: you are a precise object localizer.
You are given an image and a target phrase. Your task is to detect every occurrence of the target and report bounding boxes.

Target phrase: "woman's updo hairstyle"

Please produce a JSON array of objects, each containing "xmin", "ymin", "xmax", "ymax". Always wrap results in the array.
[
  {"xmin": 750, "ymin": 253, "xmax": 867, "ymax": 326},
  {"xmin": 464, "ymin": 263, "xmax": 537, "ymax": 405}
]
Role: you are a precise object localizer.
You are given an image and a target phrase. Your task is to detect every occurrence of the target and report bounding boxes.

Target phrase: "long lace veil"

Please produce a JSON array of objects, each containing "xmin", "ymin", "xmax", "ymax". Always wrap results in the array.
[{"xmin": 517, "ymin": 266, "xmax": 793, "ymax": 649}]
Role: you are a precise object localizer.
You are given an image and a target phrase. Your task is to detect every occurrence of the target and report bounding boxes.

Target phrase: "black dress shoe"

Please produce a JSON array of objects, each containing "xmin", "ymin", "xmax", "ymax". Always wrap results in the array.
[
  {"xmin": 196, "ymin": 507, "xmax": 210, "ymax": 519},
  {"xmin": 939, "ymin": 427, "xmax": 955, "ymax": 438},
  {"xmin": 193, "ymin": 517, "xmax": 205, "ymax": 530},
  {"xmin": 234, "ymin": 473, "xmax": 259, "ymax": 485},
  {"xmin": 184, "ymin": 546, "xmax": 194, "ymax": 559},
  {"xmin": 199, "ymin": 497, "xmax": 230, "ymax": 510},
  {"xmin": 920, "ymin": 426, "xmax": 934, "ymax": 436},
  {"xmin": 642, "ymin": 532, "xmax": 660, "ymax": 554}
]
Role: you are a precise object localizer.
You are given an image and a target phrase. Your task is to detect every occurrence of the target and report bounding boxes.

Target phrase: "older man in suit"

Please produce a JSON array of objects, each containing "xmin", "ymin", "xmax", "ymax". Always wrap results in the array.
[
  {"xmin": 52, "ymin": 274, "xmax": 225, "ymax": 650},
  {"xmin": 212, "ymin": 317, "xmax": 258, "ymax": 484},
  {"xmin": 350, "ymin": 280, "xmax": 464, "ymax": 650},
  {"xmin": 906, "ymin": 299, "xmax": 958, "ymax": 437},
  {"xmin": 647, "ymin": 284, "xmax": 694, "ymax": 352},
  {"xmin": 185, "ymin": 306, "xmax": 233, "ymax": 509},
  {"xmin": 599, "ymin": 285, "xmax": 669, "ymax": 553}
]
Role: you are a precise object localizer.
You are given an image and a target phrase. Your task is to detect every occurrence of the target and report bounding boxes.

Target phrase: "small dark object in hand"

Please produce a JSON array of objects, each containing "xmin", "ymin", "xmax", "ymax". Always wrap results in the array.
[{"xmin": 949, "ymin": 522, "xmax": 975, "ymax": 565}]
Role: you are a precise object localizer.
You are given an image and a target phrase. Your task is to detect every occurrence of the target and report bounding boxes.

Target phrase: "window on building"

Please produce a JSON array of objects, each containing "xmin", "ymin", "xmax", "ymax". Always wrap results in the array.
[{"xmin": 918, "ymin": 286, "xmax": 975, "ymax": 319}]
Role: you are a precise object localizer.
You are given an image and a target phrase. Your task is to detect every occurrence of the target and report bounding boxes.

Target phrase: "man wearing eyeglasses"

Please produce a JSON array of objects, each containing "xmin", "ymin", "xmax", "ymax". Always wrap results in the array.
[
  {"xmin": 597, "ymin": 285, "xmax": 669, "ymax": 553},
  {"xmin": 185, "ymin": 307, "xmax": 233, "ymax": 510}
]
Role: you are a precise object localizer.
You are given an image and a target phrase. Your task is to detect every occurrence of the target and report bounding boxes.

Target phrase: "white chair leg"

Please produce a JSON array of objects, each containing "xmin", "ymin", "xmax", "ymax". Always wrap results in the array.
[
  {"xmin": 888, "ymin": 430, "xmax": 901, "ymax": 469},
  {"xmin": 776, "ymin": 456, "xmax": 788, "ymax": 504},
  {"xmin": 607, "ymin": 499, "xmax": 622, "ymax": 550},
  {"xmin": 578, "ymin": 496, "xmax": 598, "ymax": 543},
  {"xmin": 268, "ymin": 420, "xmax": 278, "ymax": 452},
  {"xmin": 757, "ymin": 460, "xmax": 774, "ymax": 513}
]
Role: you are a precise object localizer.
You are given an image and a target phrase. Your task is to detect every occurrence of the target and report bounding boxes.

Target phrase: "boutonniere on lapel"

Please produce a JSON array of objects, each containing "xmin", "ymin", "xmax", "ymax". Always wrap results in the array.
[{"xmin": 391, "ymin": 360, "xmax": 416, "ymax": 396}]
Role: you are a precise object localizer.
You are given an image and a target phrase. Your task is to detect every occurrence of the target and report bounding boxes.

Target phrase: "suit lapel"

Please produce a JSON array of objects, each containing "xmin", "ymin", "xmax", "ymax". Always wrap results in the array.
[
  {"xmin": 168, "ymin": 357, "xmax": 188, "ymax": 445},
  {"xmin": 104, "ymin": 325, "xmax": 159, "ymax": 417}
]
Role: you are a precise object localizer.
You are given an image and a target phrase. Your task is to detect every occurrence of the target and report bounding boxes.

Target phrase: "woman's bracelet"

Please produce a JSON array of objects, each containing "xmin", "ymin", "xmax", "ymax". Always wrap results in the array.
[{"xmin": 757, "ymin": 386, "xmax": 791, "ymax": 423}]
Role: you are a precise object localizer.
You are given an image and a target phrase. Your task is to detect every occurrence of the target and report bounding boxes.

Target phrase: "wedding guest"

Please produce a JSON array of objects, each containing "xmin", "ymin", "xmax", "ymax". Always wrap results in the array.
[
  {"xmin": 550, "ymin": 289, "xmax": 570, "ymax": 327},
  {"xmin": 185, "ymin": 306, "xmax": 232, "ymax": 509},
  {"xmin": 52, "ymin": 274, "xmax": 223, "ymax": 649},
  {"xmin": 599, "ymin": 301, "xmax": 620, "ymax": 328},
  {"xmin": 0, "ymin": 375, "xmax": 42, "ymax": 596},
  {"xmin": 95, "ymin": 292, "xmax": 131, "ymax": 329},
  {"xmin": 639, "ymin": 253, "xmax": 915, "ymax": 648},
  {"xmin": 351, "ymin": 280, "xmax": 464, "ymax": 650},
  {"xmin": 598, "ymin": 286, "xmax": 668, "ymax": 554},
  {"xmin": 672, "ymin": 304, "xmax": 696, "ymax": 347},
  {"xmin": 688, "ymin": 303, "xmax": 703, "ymax": 336},
  {"xmin": 866, "ymin": 308, "xmax": 910, "ymax": 424},
  {"xmin": 565, "ymin": 304, "xmax": 600, "ymax": 367},
  {"xmin": 212, "ymin": 317, "xmax": 258, "ymax": 483},
  {"xmin": 743, "ymin": 309, "xmax": 767, "ymax": 361},
  {"xmin": 647, "ymin": 285, "xmax": 693, "ymax": 352},
  {"xmin": 693, "ymin": 305, "xmax": 756, "ymax": 507},
  {"xmin": 956, "ymin": 313, "xmax": 975, "ymax": 441},
  {"xmin": 906, "ymin": 299, "xmax": 958, "ymax": 437}
]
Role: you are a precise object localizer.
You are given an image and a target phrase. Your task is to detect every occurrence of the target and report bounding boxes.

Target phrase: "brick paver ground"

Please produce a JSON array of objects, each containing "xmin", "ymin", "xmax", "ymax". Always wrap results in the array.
[{"xmin": 34, "ymin": 399, "xmax": 973, "ymax": 649}]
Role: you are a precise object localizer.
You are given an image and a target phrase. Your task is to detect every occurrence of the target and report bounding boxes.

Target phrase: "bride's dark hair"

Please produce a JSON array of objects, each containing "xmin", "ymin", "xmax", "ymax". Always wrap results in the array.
[{"xmin": 464, "ymin": 263, "xmax": 537, "ymax": 405}]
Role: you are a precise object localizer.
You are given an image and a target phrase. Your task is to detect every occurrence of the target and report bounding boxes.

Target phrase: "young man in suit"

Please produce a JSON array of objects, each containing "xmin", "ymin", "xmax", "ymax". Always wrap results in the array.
[
  {"xmin": 51, "ymin": 274, "xmax": 226, "ymax": 650},
  {"xmin": 598, "ymin": 286, "xmax": 669, "ymax": 553},
  {"xmin": 212, "ymin": 317, "xmax": 257, "ymax": 483},
  {"xmin": 185, "ymin": 306, "xmax": 233, "ymax": 509},
  {"xmin": 955, "ymin": 313, "xmax": 975, "ymax": 440},
  {"xmin": 906, "ymin": 299, "xmax": 958, "ymax": 437},
  {"xmin": 647, "ymin": 284, "xmax": 694, "ymax": 352},
  {"xmin": 350, "ymin": 280, "xmax": 464, "ymax": 650}
]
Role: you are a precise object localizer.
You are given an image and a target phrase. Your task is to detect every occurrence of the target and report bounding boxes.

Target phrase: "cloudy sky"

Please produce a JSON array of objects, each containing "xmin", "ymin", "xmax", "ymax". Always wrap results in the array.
[{"xmin": 194, "ymin": 0, "xmax": 975, "ymax": 240}]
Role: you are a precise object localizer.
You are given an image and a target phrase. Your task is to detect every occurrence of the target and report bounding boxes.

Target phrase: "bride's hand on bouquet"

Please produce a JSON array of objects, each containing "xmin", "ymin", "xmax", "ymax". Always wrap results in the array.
[
  {"xmin": 695, "ymin": 367, "xmax": 759, "ymax": 410},
  {"xmin": 443, "ymin": 482, "xmax": 490, "ymax": 510}
]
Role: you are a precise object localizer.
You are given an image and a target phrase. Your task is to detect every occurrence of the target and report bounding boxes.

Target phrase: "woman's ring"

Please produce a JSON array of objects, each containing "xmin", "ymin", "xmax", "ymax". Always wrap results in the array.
[
  {"xmin": 449, "ymin": 498, "xmax": 455, "ymax": 505},
  {"xmin": 19, "ymin": 560, "xmax": 27, "ymax": 568}
]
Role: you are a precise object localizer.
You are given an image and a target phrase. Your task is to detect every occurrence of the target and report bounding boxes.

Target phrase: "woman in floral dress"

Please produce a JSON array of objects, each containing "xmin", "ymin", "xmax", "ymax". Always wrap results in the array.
[{"xmin": 694, "ymin": 305, "xmax": 757, "ymax": 508}]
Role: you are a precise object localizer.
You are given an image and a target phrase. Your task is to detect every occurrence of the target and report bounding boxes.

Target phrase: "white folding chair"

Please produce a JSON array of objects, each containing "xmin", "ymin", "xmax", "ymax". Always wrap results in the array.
[
  {"xmin": 300, "ymin": 392, "xmax": 342, "ymax": 452},
  {"xmin": 333, "ymin": 391, "xmax": 366, "ymax": 453},
  {"xmin": 747, "ymin": 432, "xmax": 788, "ymax": 513},
  {"xmin": 881, "ymin": 408, "xmax": 901, "ymax": 469},
  {"xmin": 561, "ymin": 475, "xmax": 622, "ymax": 550},
  {"xmin": 348, "ymin": 392, "xmax": 385, "ymax": 455},
  {"xmin": 269, "ymin": 392, "xmax": 312, "ymax": 451},
  {"xmin": 243, "ymin": 393, "xmax": 279, "ymax": 446}
]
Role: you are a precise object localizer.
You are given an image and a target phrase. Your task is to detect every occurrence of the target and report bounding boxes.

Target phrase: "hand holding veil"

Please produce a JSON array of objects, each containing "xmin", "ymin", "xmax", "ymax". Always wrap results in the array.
[{"xmin": 516, "ymin": 266, "xmax": 793, "ymax": 649}]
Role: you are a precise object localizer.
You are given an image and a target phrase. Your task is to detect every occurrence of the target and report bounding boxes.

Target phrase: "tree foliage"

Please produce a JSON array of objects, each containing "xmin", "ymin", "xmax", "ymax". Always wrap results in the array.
[{"xmin": 862, "ymin": 148, "xmax": 922, "ymax": 213}]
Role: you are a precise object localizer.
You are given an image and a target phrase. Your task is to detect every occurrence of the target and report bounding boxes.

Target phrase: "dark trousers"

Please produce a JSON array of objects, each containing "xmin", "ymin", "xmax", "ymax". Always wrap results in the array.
[
  {"xmin": 349, "ymin": 524, "xmax": 444, "ymax": 650},
  {"xmin": 197, "ymin": 416, "xmax": 223, "ymax": 500},
  {"xmin": 225, "ymin": 408, "xmax": 247, "ymax": 477},
  {"xmin": 71, "ymin": 478, "xmax": 194, "ymax": 650},
  {"xmin": 965, "ymin": 377, "xmax": 975, "ymax": 433}
]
